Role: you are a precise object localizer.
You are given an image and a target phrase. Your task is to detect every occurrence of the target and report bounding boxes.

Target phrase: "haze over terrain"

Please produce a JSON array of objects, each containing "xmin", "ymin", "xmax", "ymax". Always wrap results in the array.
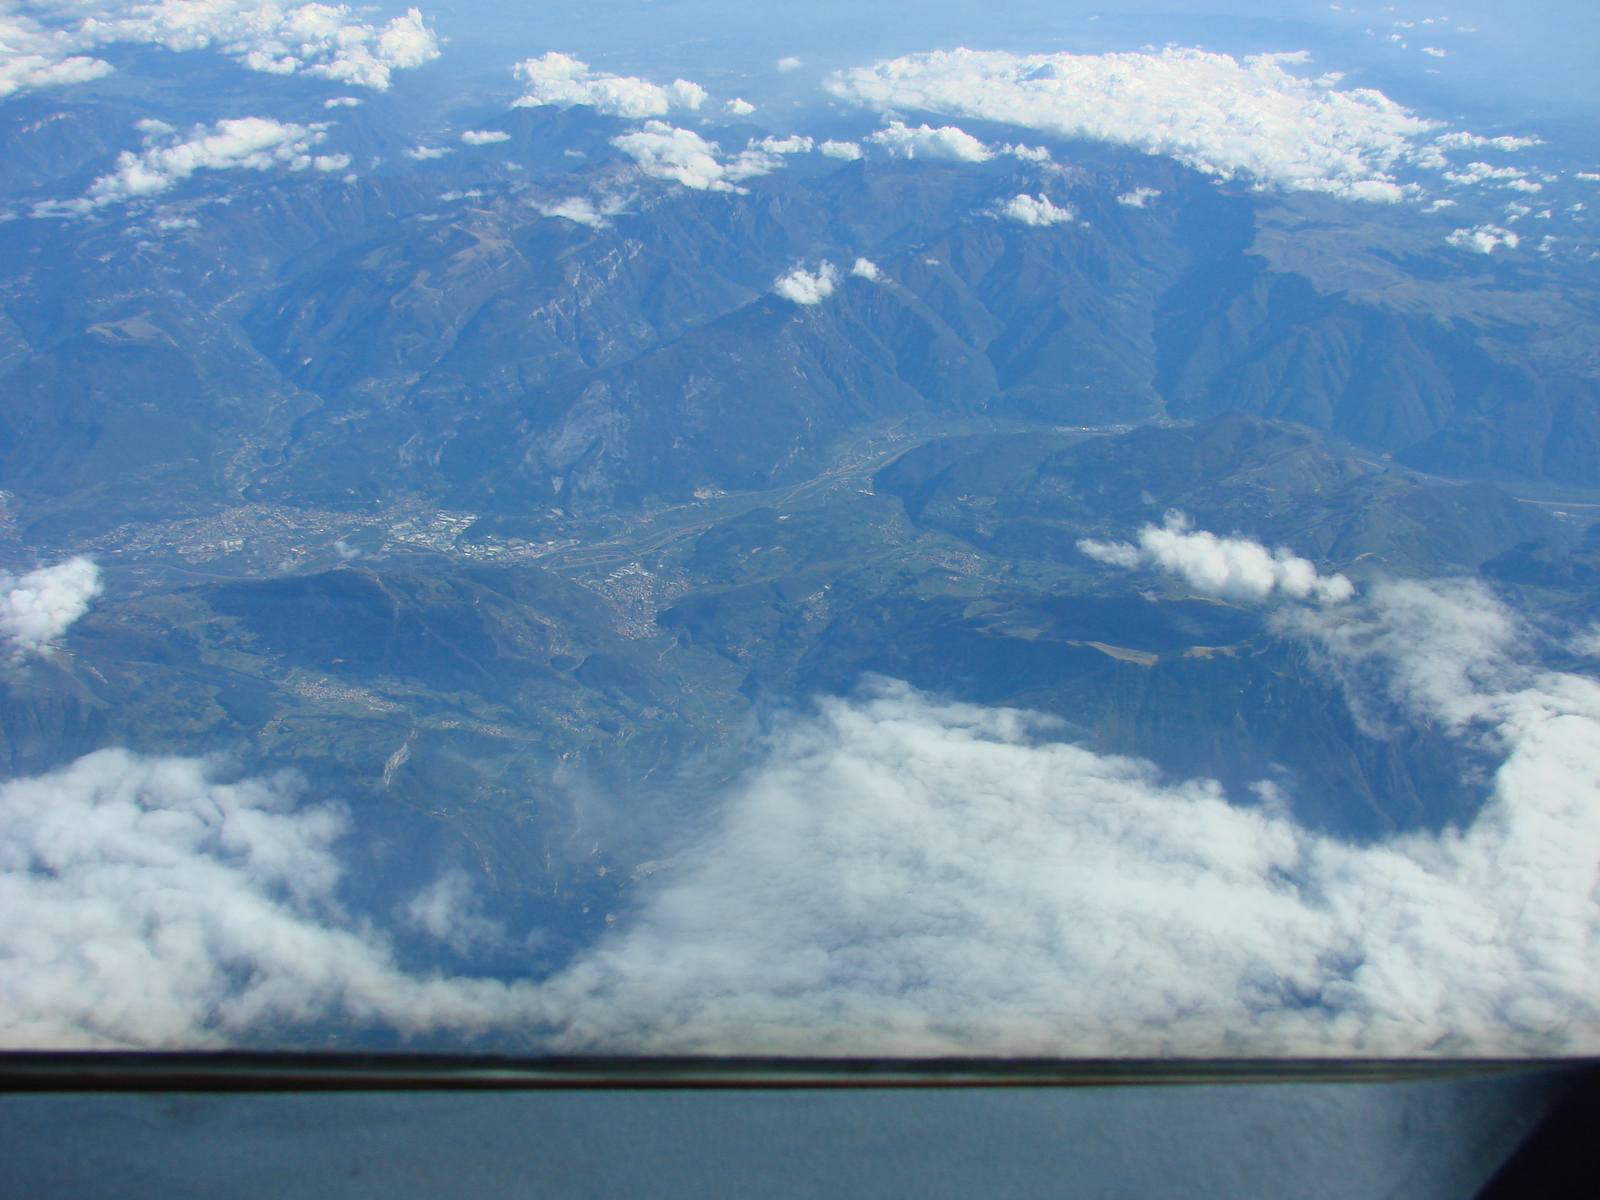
[{"xmin": 0, "ymin": 0, "xmax": 1598, "ymax": 1055}]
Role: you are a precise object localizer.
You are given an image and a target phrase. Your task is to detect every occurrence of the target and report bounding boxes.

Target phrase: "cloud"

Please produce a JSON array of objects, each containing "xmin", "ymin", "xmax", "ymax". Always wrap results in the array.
[
  {"xmin": 460, "ymin": 129, "xmax": 510, "ymax": 146},
  {"xmin": 402, "ymin": 144, "xmax": 450, "ymax": 161},
  {"xmin": 725, "ymin": 97, "xmax": 755, "ymax": 116},
  {"xmin": 1421, "ymin": 46, "xmax": 1448, "ymax": 57},
  {"xmin": 0, "ymin": 558, "xmax": 100, "ymax": 656},
  {"xmin": 1079, "ymin": 512, "xmax": 1354, "ymax": 605},
  {"xmin": 511, "ymin": 52, "xmax": 706, "ymax": 119},
  {"xmin": 1443, "ymin": 161, "xmax": 1540, "ymax": 191},
  {"xmin": 773, "ymin": 263, "xmax": 840, "ymax": 305},
  {"xmin": 539, "ymin": 578, "xmax": 1600, "ymax": 1056},
  {"xmin": 776, "ymin": 56, "xmax": 802, "ymax": 72},
  {"xmin": 867, "ymin": 120, "xmax": 993, "ymax": 163},
  {"xmin": 819, "ymin": 140, "xmax": 863, "ymax": 161},
  {"xmin": 1433, "ymin": 134, "xmax": 1542, "ymax": 153},
  {"xmin": 1004, "ymin": 142, "xmax": 1052, "ymax": 162},
  {"xmin": 751, "ymin": 134, "xmax": 813, "ymax": 155},
  {"xmin": 1118, "ymin": 186, "xmax": 1161, "ymax": 207},
  {"xmin": 87, "ymin": 1, "xmax": 437, "ymax": 89},
  {"xmin": 992, "ymin": 193, "xmax": 1075, "ymax": 226},
  {"xmin": 0, "ymin": 2, "xmax": 438, "ymax": 100},
  {"xmin": 0, "ymin": 47, "xmax": 113, "ymax": 101},
  {"xmin": 850, "ymin": 257, "xmax": 882, "ymax": 281},
  {"xmin": 1447, "ymin": 224, "xmax": 1520, "ymax": 253},
  {"xmin": 0, "ymin": 749, "xmax": 531, "ymax": 1048},
  {"xmin": 609, "ymin": 121, "xmax": 777, "ymax": 192},
  {"xmin": 5, "ymin": 575, "xmax": 1600, "ymax": 1055},
  {"xmin": 826, "ymin": 47, "xmax": 1449, "ymax": 201},
  {"xmin": 535, "ymin": 194, "xmax": 628, "ymax": 228},
  {"xmin": 34, "ymin": 117, "xmax": 332, "ymax": 214},
  {"xmin": 323, "ymin": 95, "xmax": 363, "ymax": 108},
  {"xmin": 403, "ymin": 870, "xmax": 505, "ymax": 957}
]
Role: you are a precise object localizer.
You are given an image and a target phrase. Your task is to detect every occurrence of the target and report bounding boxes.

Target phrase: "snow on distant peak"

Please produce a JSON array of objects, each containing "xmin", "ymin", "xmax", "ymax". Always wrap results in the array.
[
  {"xmin": 826, "ymin": 47, "xmax": 1445, "ymax": 201},
  {"xmin": 512, "ymin": 53, "xmax": 706, "ymax": 119}
]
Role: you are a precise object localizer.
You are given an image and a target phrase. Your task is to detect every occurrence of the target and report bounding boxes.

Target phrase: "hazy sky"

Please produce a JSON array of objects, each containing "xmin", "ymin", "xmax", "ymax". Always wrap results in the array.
[{"xmin": 428, "ymin": 0, "xmax": 1599, "ymax": 128}]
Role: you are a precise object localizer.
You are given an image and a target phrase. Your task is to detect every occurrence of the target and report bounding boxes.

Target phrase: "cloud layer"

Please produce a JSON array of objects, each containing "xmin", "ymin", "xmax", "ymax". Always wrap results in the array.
[
  {"xmin": 827, "ymin": 47, "xmax": 1441, "ymax": 201},
  {"xmin": 542, "ymin": 579, "xmax": 1600, "ymax": 1056},
  {"xmin": 0, "ymin": 1, "xmax": 438, "ymax": 99},
  {"xmin": 512, "ymin": 53, "xmax": 706, "ymax": 119},
  {"xmin": 35, "ymin": 117, "xmax": 339, "ymax": 213},
  {"xmin": 0, "ymin": 557, "xmax": 100, "ymax": 656},
  {"xmin": 1079, "ymin": 512, "xmax": 1355, "ymax": 604},
  {"xmin": 3, "ymin": 539, "xmax": 1598, "ymax": 1057}
]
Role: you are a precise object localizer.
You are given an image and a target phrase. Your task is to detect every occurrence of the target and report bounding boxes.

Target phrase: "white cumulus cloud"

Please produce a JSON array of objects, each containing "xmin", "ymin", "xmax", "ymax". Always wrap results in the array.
[
  {"xmin": 1004, "ymin": 142, "xmax": 1052, "ymax": 162},
  {"xmin": 867, "ymin": 120, "xmax": 993, "ymax": 163},
  {"xmin": 826, "ymin": 47, "xmax": 1446, "ymax": 201},
  {"xmin": 610, "ymin": 121, "xmax": 777, "ymax": 192},
  {"xmin": 1118, "ymin": 186, "xmax": 1161, "ymax": 207},
  {"xmin": 819, "ymin": 139, "xmax": 863, "ymax": 160},
  {"xmin": 511, "ymin": 52, "xmax": 706, "ymax": 119},
  {"xmin": 725, "ymin": 97, "xmax": 755, "ymax": 116},
  {"xmin": 773, "ymin": 262, "xmax": 840, "ymax": 305},
  {"xmin": 0, "ymin": 558, "xmax": 100, "ymax": 656},
  {"xmin": 535, "ymin": 194, "xmax": 628, "ymax": 228},
  {"xmin": 850, "ymin": 257, "xmax": 882, "ymax": 281},
  {"xmin": 460, "ymin": 129, "xmax": 510, "ymax": 145},
  {"xmin": 1443, "ymin": 161, "xmax": 1540, "ymax": 191},
  {"xmin": 751, "ymin": 134, "xmax": 812, "ymax": 155},
  {"xmin": 0, "ymin": 45, "xmax": 113, "ymax": 101},
  {"xmin": 0, "ymin": 749, "xmax": 530, "ymax": 1048},
  {"xmin": 992, "ymin": 193, "xmax": 1076, "ymax": 226},
  {"xmin": 0, "ymin": 1, "xmax": 438, "ymax": 100},
  {"xmin": 1078, "ymin": 512, "xmax": 1354, "ymax": 605},
  {"xmin": 1447, "ymin": 224, "xmax": 1520, "ymax": 253},
  {"xmin": 34, "ymin": 117, "xmax": 332, "ymax": 214}
]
